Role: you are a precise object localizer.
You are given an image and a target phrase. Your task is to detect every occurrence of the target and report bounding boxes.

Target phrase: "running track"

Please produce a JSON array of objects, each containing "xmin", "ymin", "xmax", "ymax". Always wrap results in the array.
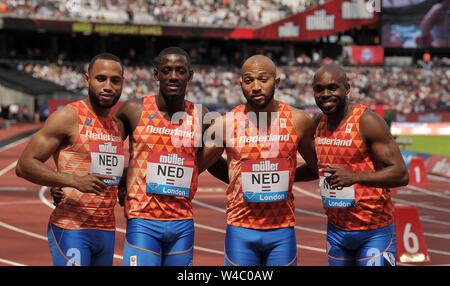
[{"xmin": 0, "ymin": 135, "xmax": 449, "ymax": 266}]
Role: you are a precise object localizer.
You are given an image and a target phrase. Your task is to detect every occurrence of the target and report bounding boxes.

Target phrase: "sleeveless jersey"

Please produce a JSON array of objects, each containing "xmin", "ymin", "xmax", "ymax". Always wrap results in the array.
[
  {"xmin": 315, "ymin": 104, "xmax": 394, "ymax": 231},
  {"xmin": 226, "ymin": 101, "xmax": 298, "ymax": 230},
  {"xmin": 125, "ymin": 95, "xmax": 201, "ymax": 220},
  {"xmin": 50, "ymin": 100, "xmax": 124, "ymax": 230}
]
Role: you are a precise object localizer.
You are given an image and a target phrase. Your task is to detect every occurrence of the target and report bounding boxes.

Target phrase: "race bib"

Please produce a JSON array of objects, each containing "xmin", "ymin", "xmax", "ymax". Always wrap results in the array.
[
  {"xmin": 319, "ymin": 171, "xmax": 355, "ymax": 208},
  {"xmin": 241, "ymin": 158, "xmax": 289, "ymax": 202},
  {"xmin": 146, "ymin": 152, "xmax": 194, "ymax": 198},
  {"xmin": 89, "ymin": 141, "xmax": 124, "ymax": 186}
]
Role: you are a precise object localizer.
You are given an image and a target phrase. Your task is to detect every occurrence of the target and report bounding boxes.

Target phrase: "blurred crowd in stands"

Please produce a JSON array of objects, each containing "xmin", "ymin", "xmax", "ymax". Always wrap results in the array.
[
  {"xmin": 0, "ymin": 0, "xmax": 322, "ymax": 27},
  {"xmin": 15, "ymin": 61, "xmax": 450, "ymax": 114}
]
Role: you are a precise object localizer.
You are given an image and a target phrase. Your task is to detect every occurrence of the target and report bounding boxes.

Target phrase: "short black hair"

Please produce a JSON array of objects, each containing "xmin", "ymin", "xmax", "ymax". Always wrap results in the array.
[
  {"xmin": 154, "ymin": 47, "xmax": 191, "ymax": 67},
  {"xmin": 88, "ymin": 53, "xmax": 123, "ymax": 73}
]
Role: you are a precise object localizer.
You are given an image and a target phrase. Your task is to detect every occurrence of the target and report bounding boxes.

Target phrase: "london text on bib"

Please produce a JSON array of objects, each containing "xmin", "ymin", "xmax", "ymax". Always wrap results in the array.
[
  {"xmin": 89, "ymin": 141, "xmax": 125, "ymax": 186},
  {"xmin": 146, "ymin": 152, "xmax": 194, "ymax": 198},
  {"xmin": 319, "ymin": 171, "xmax": 355, "ymax": 208},
  {"xmin": 241, "ymin": 158, "xmax": 289, "ymax": 202}
]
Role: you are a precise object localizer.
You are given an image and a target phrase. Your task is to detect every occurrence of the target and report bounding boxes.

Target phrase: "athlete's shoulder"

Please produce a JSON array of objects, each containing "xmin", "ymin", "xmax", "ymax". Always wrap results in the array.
[
  {"xmin": 312, "ymin": 112, "xmax": 324, "ymax": 130},
  {"xmin": 230, "ymin": 103, "xmax": 245, "ymax": 113},
  {"xmin": 117, "ymin": 98, "xmax": 144, "ymax": 115},
  {"xmin": 289, "ymin": 105, "xmax": 313, "ymax": 124},
  {"xmin": 41, "ymin": 103, "xmax": 78, "ymax": 136},
  {"xmin": 360, "ymin": 107, "xmax": 385, "ymax": 125},
  {"xmin": 48, "ymin": 104, "xmax": 78, "ymax": 123},
  {"xmin": 359, "ymin": 107, "xmax": 391, "ymax": 140}
]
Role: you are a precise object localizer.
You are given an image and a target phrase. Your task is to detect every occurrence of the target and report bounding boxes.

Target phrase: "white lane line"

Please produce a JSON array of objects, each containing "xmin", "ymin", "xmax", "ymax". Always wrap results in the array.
[
  {"xmin": 0, "ymin": 187, "xmax": 28, "ymax": 191},
  {"xmin": 393, "ymin": 198, "xmax": 450, "ymax": 214},
  {"xmin": 194, "ymin": 246, "xmax": 224, "ymax": 255},
  {"xmin": 420, "ymin": 217, "xmax": 450, "ymax": 227},
  {"xmin": 295, "ymin": 208, "xmax": 326, "ymax": 218},
  {"xmin": 193, "ymin": 198, "xmax": 327, "ymax": 253},
  {"xmin": 428, "ymin": 249, "xmax": 450, "ymax": 256},
  {"xmin": 0, "ymin": 137, "xmax": 31, "ymax": 153},
  {"xmin": 0, "ymin": 218, "xmax": 125, "ymax": 262},
  {"xmin": 424, "ymin": 233, "xmax": 450, "ymax": 240},
  {"xmin": 39, "ymin": 187, "xmax": 123, "ymax": 261},
  {"xmin": 294, "ymin": 185, "xmax": 321, "ymax": 199},
  {"xmin": 295, "ymin": 225, "xmax": 326, "ymax": 235},
  {"xmin": 0, "ymin": 221, "xmax": 47, "ymax": 240},
  {"xmin": 39, "ymin": 187, "xmax": 54, "ymax": 209},
  {"xmin": 428, "ymin": 174, "xmax": 450, "ymax": 184},
  {"xmin": 110, "ymin": 219, "xmax": 224, "ymax": 257},
  {"xmin": 192, "ymin": 199, "xmax": 225, "ymax": 212},
  {"xmin": 0, "ymin": 160, "xmax": 17, "ymax": 177},
  {"xmin": 298, "ymin": 244, "xmax": 326, "ymax": 253},
  {"xmin": 40, "ymin": 185, "xmax": 448, "ymax": 260},
  {"xmin": 0, "ymin": 258, "xmax": 26, "ymax": 266},
  {"xmin": 0, "ymin": 200, "xmax": 43, "ymax": 206},
  {"xmin": 195, "ymin": 223, "xmax": 226, "ymax": 234},
  {"xmin": 294, "ymin": 186, "xmax": 450, "ymax": 243},
  {"xmin": 406, "ymin": 185, "xmax": 450, "ymax": 200}
]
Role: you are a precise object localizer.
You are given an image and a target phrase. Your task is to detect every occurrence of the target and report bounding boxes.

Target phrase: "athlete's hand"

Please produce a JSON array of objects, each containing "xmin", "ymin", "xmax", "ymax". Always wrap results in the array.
[
  {"xmin": 320, "ymin": 165, "xmax": 359, "ymax": 189},
  {"xmin": 50, "ymin": 187, "xmax": 64, "ymax": 207},
  {"xmin": 118, "ymin": 186, "xmax": 126, "ymax": 207},
  {"xmin": 70, "ymin": 174, "xmax": 114, "ymax": 195}
]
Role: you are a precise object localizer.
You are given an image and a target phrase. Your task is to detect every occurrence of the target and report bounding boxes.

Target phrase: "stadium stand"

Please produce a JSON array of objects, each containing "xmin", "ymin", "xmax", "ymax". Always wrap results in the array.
[{"xmin": 1, "ymin": 0, "xmax": 324, "ymax": 27}]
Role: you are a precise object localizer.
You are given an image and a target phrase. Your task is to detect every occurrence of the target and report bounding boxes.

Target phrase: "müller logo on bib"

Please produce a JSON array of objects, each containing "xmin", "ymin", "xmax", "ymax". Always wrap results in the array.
[
  {"xmin": 241, "ymin": 158, "xmax": 290, "ymax": 203},
  {"xmin": 89, "ymin": 141, "xmax": 125, "ymax": 186},
  {"xmin": 146, "ymin": 152, "xmax": 195, "ymax": 198},
  {"xmin": 319, "ymin": 169, "xmax": 355, "ymax": 208}
]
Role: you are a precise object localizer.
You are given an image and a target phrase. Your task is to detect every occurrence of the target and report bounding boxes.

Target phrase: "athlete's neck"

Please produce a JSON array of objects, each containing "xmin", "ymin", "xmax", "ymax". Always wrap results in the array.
[
  {"xmin": 327, "ymin": 101, "xmax": 353, "ymax": 130},
  {"xmin": 245, "ymin": 99, "xmax": 278, "ymax": 114},
  {"xmin": 245, "ymin": 100, "xmax": 279, "ymax": 128},
  {"xmin": 85, "ymin": 99, "xmax": 110, "ymax": 118},
  {"xmin": 156, "ymin": 93, "xmax": 185, "ymax": 117}
]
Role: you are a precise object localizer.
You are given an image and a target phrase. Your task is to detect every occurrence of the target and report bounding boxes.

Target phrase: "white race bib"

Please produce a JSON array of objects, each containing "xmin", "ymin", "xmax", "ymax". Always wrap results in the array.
[
  {"xmin": 319, "ymin": 172, "xmax": 355, "ymax": 208},
  {"xmin": 241, "ymin": 158, "xmax": 290, "ymax": 202},
  {"xmin": 89, "ymin": 141, "xmax": 124, "ymax": 186},
  {"xmin": 146, "ymin": 152, "xmax": 194, "ymax": 198}
]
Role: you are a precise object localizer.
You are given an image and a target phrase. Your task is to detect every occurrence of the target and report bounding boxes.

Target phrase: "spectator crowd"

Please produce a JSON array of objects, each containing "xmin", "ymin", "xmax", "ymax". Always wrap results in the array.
[
  {"xmin": 16, "ymin": 61, "xmax": 450, "ymax": 114},
  {"xmin": 1, "ymin": 0, "xmax": 323, "ymax": 27}
]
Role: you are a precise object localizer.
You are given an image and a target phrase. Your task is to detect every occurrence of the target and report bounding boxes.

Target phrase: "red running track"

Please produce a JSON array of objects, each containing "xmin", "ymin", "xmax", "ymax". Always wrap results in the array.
[{"xmin": 0, "ymin": 137, "xmax": 449, "ymax": 266}]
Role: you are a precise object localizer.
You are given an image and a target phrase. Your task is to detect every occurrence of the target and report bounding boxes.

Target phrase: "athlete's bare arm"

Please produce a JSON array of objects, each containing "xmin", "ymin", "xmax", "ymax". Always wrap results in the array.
[
  {"xmin": 116, "ymin": 98, "xmax": 144, "ymax": 139},
  {"xmin": 198, "ymin": 114, "xmax": 227, "ymax": 175},
  {"xmin": 199, "ymin": 106, "xmax": 229, "ymax": 183},
  {"xmin": 292, "ymin": 109, "xmax": 319, "ymax": 182},
  {"xmin": 115, "ymin": 98, "xmax": 144, "ymax": 206},
  {"xmin": 16, "ymin": 106, "xmax": 111, "ymax": 194},
  {"xmin": 323, "ymin": 110, "xmax": 409, "ymax": 189}
]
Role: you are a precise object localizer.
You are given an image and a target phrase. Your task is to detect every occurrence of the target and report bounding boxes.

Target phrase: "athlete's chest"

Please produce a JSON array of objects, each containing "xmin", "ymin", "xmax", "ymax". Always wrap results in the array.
[{"xmin": 315, "ymin": 121, "xmax": 367, "ymax": 163}]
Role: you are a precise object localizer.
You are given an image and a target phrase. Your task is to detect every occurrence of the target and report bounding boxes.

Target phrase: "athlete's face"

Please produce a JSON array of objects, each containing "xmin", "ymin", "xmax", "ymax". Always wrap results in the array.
[
  {"xmin": 85, "ymin": 59, "xmax": 123, "ymax": 109},
  {"xmin": 240, "ymin": 63, "xmax": 279, "ymax": 110},
  {"xmin": 154, "ymin": 54, "xmax": 192, "ymax": 99},
  {"xmin": 312, "ymin": 70, "xmax": 349, "ymax": 115}
]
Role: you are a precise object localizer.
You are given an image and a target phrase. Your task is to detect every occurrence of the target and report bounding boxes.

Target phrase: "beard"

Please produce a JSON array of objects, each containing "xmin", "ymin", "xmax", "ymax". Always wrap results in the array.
[
  {"xmin": 247, "ymin": 91, "xmax": 275, "ymax": 110},
  {"xmin": 88, "ymin": 87, "xmax": 120, "ymax": 109}
]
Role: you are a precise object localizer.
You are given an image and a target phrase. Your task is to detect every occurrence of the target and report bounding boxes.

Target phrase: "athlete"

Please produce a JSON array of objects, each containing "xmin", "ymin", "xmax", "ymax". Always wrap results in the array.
[
  {"xmin": 198, "ymin": 55, "xmax": 318, "ymax": 266},
  {"xmin": 116, "ymin": 47, "xmax": 227, "ymax": 266},
  {"xmin": 16, "ymin": 53, "xmax": 126, "ymax": 266},
  {"xmin": 312, "ymin": 64, "xmax": 409, "ymax": 266}
]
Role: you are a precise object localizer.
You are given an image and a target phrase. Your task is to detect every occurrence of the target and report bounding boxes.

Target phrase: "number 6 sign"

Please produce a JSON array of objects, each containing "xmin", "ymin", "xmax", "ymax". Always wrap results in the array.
[{"xmin": 395, "ymin": 205, "xmax": 430, "ymax": 263}]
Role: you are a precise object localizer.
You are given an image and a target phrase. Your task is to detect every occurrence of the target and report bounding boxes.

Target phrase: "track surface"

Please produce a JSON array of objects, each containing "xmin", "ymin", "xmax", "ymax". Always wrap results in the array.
[{"xmin": 0, "ymin": 134, "xmax": 449, "ymax": 266}]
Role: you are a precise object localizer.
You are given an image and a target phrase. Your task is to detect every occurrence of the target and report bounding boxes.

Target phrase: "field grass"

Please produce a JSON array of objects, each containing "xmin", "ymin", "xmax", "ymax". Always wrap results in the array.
[{"xmin": 398, "ymin": 135, "xmax": 450, "ymax": 157}]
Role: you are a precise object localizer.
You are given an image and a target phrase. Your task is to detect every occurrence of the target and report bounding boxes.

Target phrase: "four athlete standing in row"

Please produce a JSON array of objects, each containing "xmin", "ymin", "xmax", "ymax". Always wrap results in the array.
[{"xmin": 16, "ymin": 47, "xmax": 409, "ymax": 266}]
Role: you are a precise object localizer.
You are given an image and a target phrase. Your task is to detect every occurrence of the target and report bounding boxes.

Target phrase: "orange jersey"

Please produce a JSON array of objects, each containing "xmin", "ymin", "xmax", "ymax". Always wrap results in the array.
[
  {"xmin": 50, "ymin": 100, "xmax": 124, "ymax": 230},
  {"xmin": 226, "ymin": 102, "xmax": 298, "ymax": 230},
  {"xmin": 315, "ymin": 104, "xmax": 394, "ymax": 231},
  {"xmin": 125, "ymin": 95, "xmax": 201, "ymax": 220}
]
